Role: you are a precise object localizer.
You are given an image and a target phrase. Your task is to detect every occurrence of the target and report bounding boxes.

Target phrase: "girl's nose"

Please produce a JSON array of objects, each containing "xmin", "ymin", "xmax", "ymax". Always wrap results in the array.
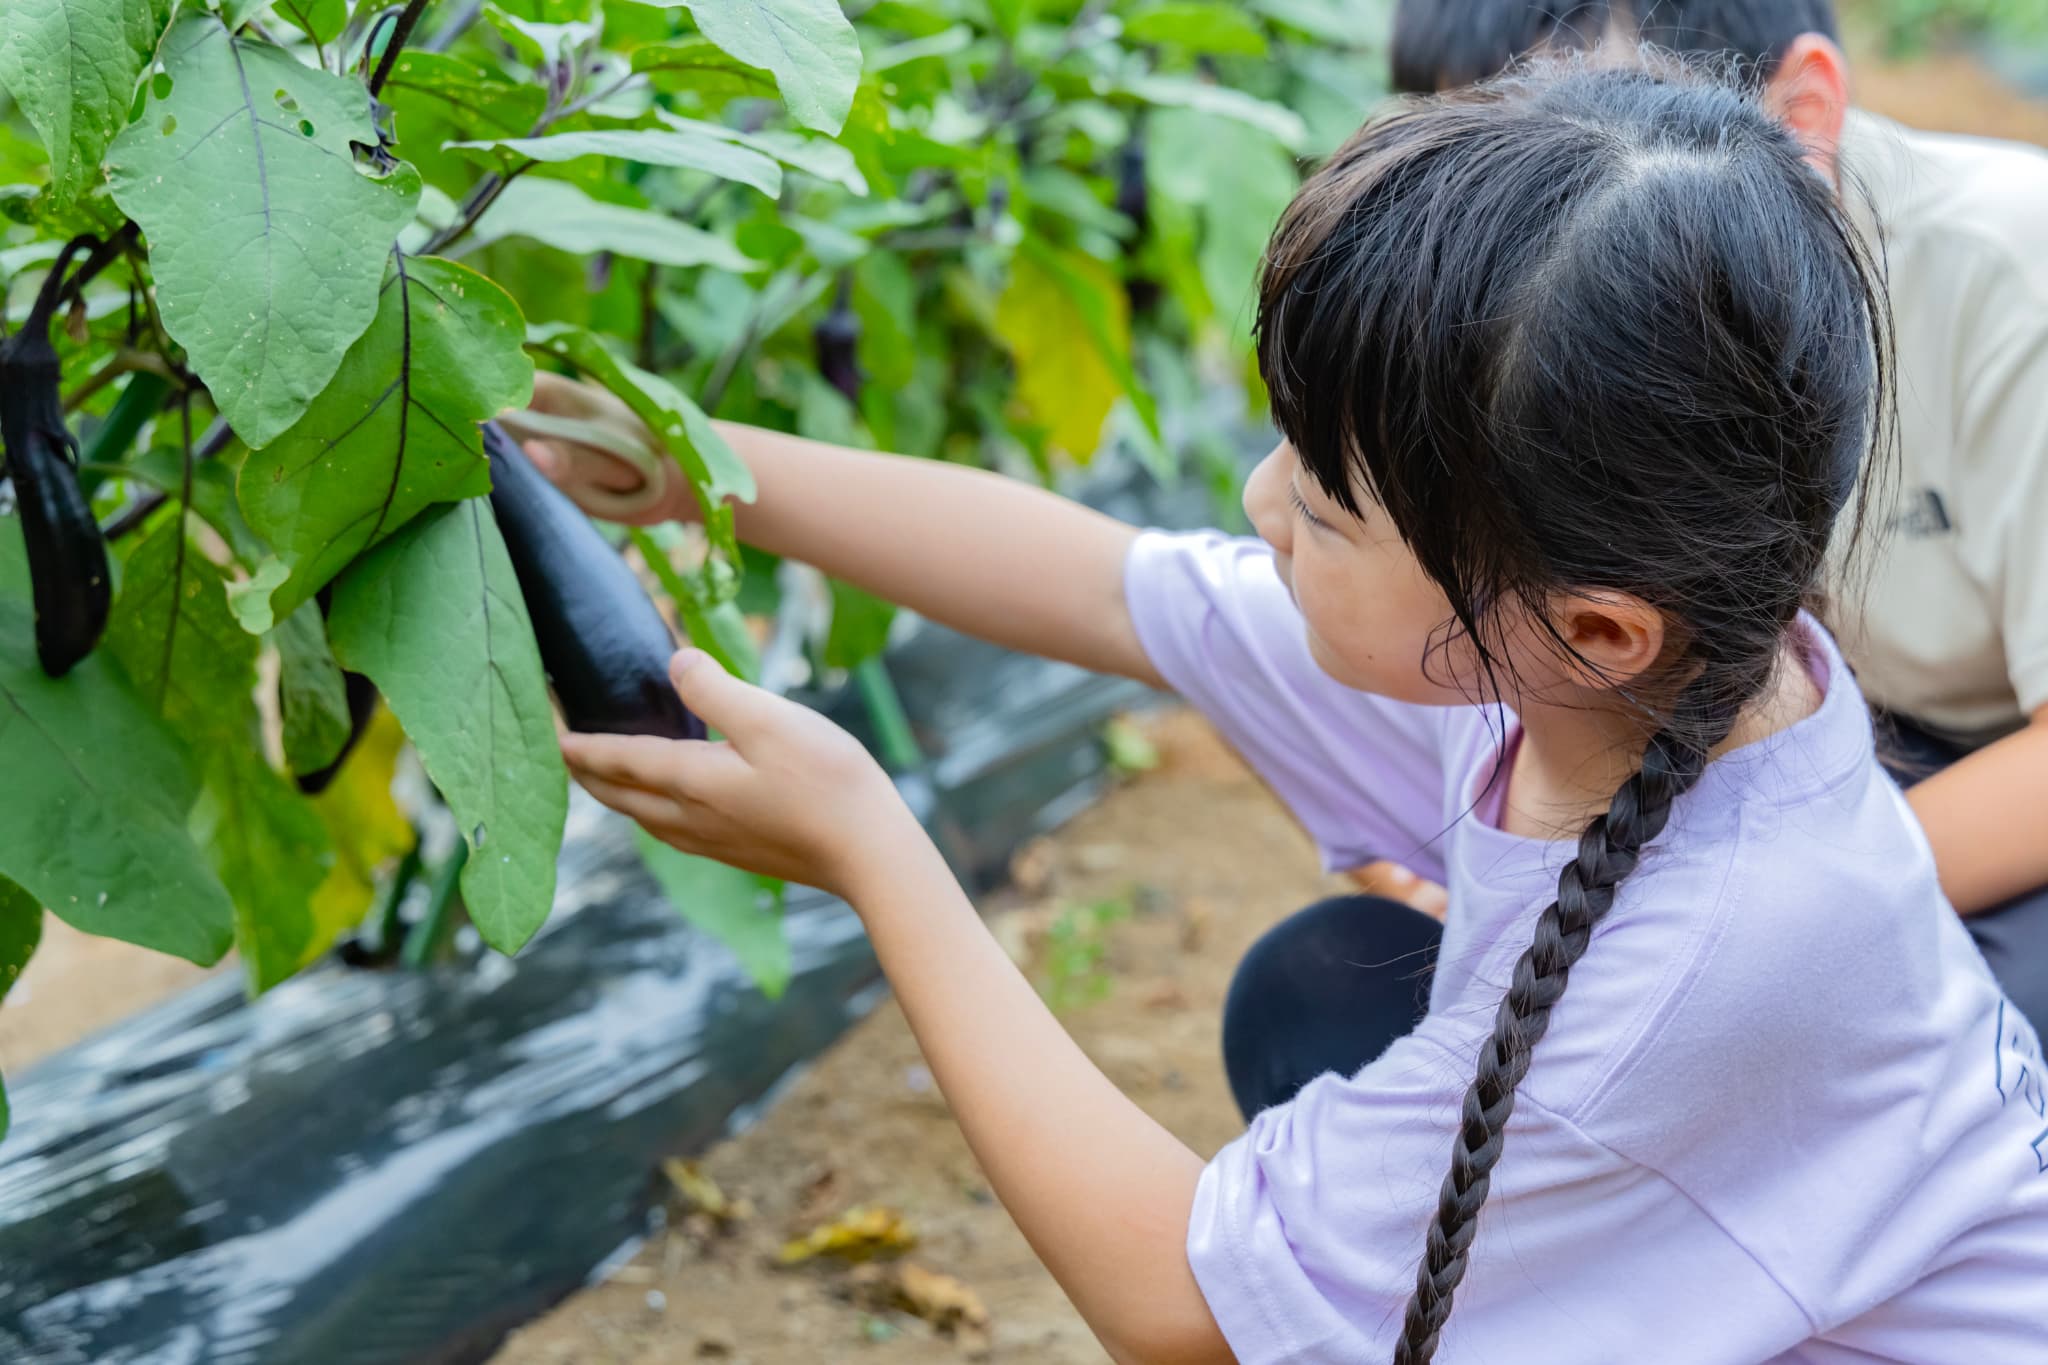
[{"xmin": 1244, "ymin": 443, "xmax": 1293, "ymax": 556}]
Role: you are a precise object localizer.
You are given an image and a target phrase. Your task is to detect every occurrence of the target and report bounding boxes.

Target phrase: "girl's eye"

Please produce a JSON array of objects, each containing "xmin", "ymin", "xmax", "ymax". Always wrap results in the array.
[{"xmin": 1288, "ymin": 482, "xmax": 1328, "ymax": 530}]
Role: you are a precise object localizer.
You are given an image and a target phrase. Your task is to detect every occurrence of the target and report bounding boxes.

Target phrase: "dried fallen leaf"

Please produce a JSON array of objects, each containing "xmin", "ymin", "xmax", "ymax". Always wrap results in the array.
[
  {"xmin": 664, "ymin": 1159, "xmax": 750, "ymax": 1226},
  {"xmin": 778, "ymin": 1205, "xmax": 918, "ymax": 1266},
  {"xmin": 845, "ymin": 1262, "xmax": 992, "ymax": 1351}
]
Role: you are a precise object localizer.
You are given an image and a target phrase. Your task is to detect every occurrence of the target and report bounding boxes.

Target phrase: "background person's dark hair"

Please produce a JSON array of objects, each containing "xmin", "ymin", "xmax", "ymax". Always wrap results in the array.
[
  {"xmin": 1256, "ymin": 63, "xmax": 1887, "ymax": 1363},
  {"xmin": 1391, "ymin": 0, "xmax": 1841, "ymax": 93}
]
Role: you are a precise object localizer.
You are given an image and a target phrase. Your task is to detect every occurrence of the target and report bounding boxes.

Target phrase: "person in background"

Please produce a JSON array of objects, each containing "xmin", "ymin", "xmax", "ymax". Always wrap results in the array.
[{"xmin": 1360, "ymin": 0, "xmax": 2048, "ymax": 1031}]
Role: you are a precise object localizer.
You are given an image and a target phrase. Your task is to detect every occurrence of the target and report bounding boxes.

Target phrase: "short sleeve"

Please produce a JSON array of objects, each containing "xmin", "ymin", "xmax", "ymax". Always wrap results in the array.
[
  {"xmin": 1123, "ymin": 530, "xmax": 1453, "ymax": 876},
  {"xmin": 1186, "ymin": 1033, "xmax": 1810, "ymax": 1364}
]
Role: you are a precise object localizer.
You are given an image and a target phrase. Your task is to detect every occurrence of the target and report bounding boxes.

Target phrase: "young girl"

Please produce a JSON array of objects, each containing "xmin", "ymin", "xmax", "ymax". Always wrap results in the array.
[{"xmin": 529, "ymin": 67, "xmax": 2048, "ymax": 1363}]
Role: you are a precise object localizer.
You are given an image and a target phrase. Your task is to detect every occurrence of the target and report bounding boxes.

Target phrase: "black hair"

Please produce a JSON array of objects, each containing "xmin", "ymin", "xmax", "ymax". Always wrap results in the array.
[
  {"xmin": 1255, "ymin": 63, "xmax": 1886, "ymax": 1363},
  {"xmin": 1391, "ymin": 0, "xmax": 1841, "ymax": 93}
]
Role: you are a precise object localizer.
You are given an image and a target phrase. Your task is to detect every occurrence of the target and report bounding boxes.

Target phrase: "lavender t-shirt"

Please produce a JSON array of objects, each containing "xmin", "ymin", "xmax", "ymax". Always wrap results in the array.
[{"xmin": 1126, "ymin": 531, "xmax": 2048, "ymax": 1364}]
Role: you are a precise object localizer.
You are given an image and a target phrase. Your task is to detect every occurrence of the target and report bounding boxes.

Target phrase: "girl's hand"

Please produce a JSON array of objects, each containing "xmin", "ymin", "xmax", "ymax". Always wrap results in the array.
[
  {"xmin": 504, "ymin": 372, "xmax": 698, "ymax": 525},
  {"xmin": 559, "ymin": 648, "xmax": 922, "ymax": 900}
]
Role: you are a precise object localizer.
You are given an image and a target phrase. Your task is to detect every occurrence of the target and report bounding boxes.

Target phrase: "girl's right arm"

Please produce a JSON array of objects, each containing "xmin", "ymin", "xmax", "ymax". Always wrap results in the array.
[{"xmin": 517, "ymin": 373, "xmax": 1161, "ymax": 688}]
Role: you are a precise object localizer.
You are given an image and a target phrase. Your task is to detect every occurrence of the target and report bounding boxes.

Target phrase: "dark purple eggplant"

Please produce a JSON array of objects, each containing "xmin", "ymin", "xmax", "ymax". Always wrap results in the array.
[
  {"xmin": 814, "ymin": 276, "xmax": 861, "ymax": 405},
  {"xmin": 0, "ymin": 236, "xmax": 111, "ymax": 678},
  {"xmin": 1114, "ymin": 139, "xmax": 1149, "ymax": 234},
  {"xmin": 482, "ymin": 420, "xmax": 706, "ymax": 741}
]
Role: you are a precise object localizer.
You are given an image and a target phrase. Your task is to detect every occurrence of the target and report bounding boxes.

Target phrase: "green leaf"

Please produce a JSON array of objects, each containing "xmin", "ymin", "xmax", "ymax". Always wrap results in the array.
[
  {"xmin": 1247, "ymin": 0, "xmax": 1385, "ymax": 45},
  {"xmin": 1148, "ymin": 109, "xmax": 1297, "ymax": 350},
  {"xmin": 0, "ymin": 877, "xmax": 42, "ymax": 1008},
  {"xmin": 824, "ymin": 578, "xmax": 895, "ymax": 671},
  {"xmin": 106, "ymin": 16, "xmax": 423, "ymax": 449},
  {"xmin": 471, "ymin": 177, "xmax": 760, "ymax": 272},
  {"xmin": 1124, "ymin": 1, "xmax": 1269, "ymax": 55},
  {"xmin": 997, "ymin": 240, "xmax": 1153, "ymax": 459},
  {"xmin": 646, "ymin": 0, "xmax": 861, "ymax": 135},
  {"xmin": 526, "ymin": 324, "xmax": 754, "ymax": 561},
  {"xmin": 989, "ymin": 0, "xmax": 1035, "ymax": 41},
  {"xmin": 628, "ymin": 526, "xmax": 762, "ymax": 682},
  {"xmin": 380, "ymin": 51, "xmax": 550, "ymax": 139},
  {"xmin": 119, "ymin": 446, "xmax": 266, "ymax": 560},
  {"xmin": 0, "ymin": 0, "xmax": 173, "ymax": 204},
  {"xmin": 274, "ymin": 603, "xmax": 353, "ymax": 776},
  {"xmin": 656, "ymin": 112, "xmax": 868, "ymax": 195},
  {"xmin": 233, "ymin": 255, "xmax": 534, "ymax": 633},
  {"xmin": 634, "ymin": 830, "xmax": 788, "ymax": 997},
  {"xmin": 0, "ymin": 532, "xmax": 234, "ymax": 964},
  {"xmin": 194, "ymin": 744, "xmax": 334, "ymax": 990},
  {"xmin": 451, "ymin": 128, "xmax": 785, "ymax": 198},
  {"xmin": 104, "ymin": 515, "xmax": 336, "ymax": 983},
  {"xmin": 630, "ymin": 37, "xmax": 781, "ymax": 102},
  {"xmin": 328, "ymin": 501, "xmax": 568, "ymax": 955},
  {"xmin": 273, "ymin": 0, "xmax": 347, "ymax": 45},
  {"xmin": 1121, "ymin": 74, "xmax": 1309, "ymax": 152},
  {"xmin": 485, "ymin": 5, "xmax": 600, "ymax": 68}
]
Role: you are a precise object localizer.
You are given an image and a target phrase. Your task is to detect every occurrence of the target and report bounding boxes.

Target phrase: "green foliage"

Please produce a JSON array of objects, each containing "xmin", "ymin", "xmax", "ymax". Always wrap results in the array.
[
  {"xmin": 0, "ymin": 0, "xmax": 1392, "ymax": 1076},
  {"xmin": 635, "ymin": 829, "xmax": 790, "ymax": 997},
  {"xmin": 328, "ymin": 500, "xmax": 568, "ymax": 955},
  {"xmin": 0, "ymin": 875, "xmax": 42, "ymax": 1139},
  {"xmin": 1849, "ymin": 0, "xmax": 2048, "ymax": 54}
]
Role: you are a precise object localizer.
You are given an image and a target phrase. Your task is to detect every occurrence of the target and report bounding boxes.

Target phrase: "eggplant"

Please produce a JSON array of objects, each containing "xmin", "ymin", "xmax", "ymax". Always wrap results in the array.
[
  {"xmin": 0, "ymin": 236, "xmax": 112, "ymax": 678},
  {"xmin": 483, "ymin": 420, "xmax": 707, "ymax": 741},
  {"xmin": 814, "ymin": 278, "xmax": 861, "ymax": 405}
]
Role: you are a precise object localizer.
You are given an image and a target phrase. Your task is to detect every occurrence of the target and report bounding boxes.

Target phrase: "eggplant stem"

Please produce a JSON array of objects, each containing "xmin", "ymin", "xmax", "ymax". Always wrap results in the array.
[
  {"xmin": 402, "ymin": 839, "xmax": 469, "ymax": 969},
  {"xmin": 854, "ymin": 657, "xmax": 924, "ymax": 772}
]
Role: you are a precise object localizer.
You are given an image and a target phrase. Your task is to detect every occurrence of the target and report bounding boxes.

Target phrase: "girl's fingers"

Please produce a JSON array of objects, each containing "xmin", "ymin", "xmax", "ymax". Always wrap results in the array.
[
  {"xmin": 572, "ymin": 771, "xmax": 685, "ymax": 831},
  {"xmin": 560, "ymin": 730, "xmax": 748, "ymax": 802}
]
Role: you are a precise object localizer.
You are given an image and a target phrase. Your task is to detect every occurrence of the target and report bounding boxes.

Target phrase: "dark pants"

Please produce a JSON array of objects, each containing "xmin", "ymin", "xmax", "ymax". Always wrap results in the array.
[{"xmin": 1223, "ymin": 719, "xmax": 2048, "ymax": 1120}]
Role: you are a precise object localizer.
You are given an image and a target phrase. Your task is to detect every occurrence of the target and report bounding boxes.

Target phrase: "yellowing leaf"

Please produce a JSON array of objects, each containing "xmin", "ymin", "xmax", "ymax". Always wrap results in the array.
[
  {"xmin": 996, "ymin": 244, "xmax": 1135, "ymax": 461},
  {"xmin": 777, "ymin": 1205, "xmax": 917, "ymax": 1265},
  {"xmin": 304, "ymin": 705, "xmax": 415, "ymax": 969},
  {"xmin": 662, "ymin": 1158, "xmax": 749, "ymax": 1224}
]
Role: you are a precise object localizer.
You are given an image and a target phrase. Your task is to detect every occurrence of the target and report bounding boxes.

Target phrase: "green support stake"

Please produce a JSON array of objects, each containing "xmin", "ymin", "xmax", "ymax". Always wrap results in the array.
[
  {"xmin": 854, "ymin": 655, "xmax": 924, "ymax": 773},
  {"xmin": 402, "ymin": 840, "xmax": 469, "ymax": 969},
  {"xmin": 76, "ymin": 370, "xmax": 172, "ymax": 498}
]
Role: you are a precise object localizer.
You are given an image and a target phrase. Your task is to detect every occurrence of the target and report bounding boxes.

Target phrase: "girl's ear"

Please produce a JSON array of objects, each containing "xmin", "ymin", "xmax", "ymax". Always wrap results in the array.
[
  {"xmin": 1546, "ymin": 591, "xmax": 1667, "ymax": 692},
  {"xmin": 1763, "ymin": 34, "xmax": 1851, "ymax": 180}
]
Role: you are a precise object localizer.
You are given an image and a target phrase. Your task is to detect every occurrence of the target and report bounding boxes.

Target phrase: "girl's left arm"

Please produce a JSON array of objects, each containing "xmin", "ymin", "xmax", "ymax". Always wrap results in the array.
[
  {"xmin": 561, "ymin": 651, "xmax": 1235, "ymax": 1365},
  {"xmin": 1907, "ymin": 703, "xmax": 2048, "ymax": 914}
]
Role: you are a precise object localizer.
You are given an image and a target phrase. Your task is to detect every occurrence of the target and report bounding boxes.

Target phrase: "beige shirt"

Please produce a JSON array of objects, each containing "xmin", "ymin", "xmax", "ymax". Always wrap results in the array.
[{"xmin": 1832, "ymin": 110, "xmax": 2048, "ymax": 744}]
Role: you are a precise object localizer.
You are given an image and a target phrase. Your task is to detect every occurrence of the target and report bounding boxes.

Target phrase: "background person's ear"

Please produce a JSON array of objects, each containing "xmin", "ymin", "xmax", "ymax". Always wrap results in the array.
[
  {"xmin": 1546, "ymin": 592, "xmax": 1668, "ymax": 694},
  {"xmin": 1763, "ymin": 33, "xmax": 1851, "ymax": 178}
]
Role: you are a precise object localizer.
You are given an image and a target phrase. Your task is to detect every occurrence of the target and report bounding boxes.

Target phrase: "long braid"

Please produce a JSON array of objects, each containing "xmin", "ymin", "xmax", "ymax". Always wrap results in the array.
[{"xmin": 1392, "ymin": 700, "xmax": 1742, "ymax": 1364}]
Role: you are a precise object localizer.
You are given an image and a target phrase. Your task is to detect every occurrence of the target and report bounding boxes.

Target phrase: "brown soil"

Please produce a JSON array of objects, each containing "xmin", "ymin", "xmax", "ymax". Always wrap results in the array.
[{"xmin": 491, "ymin": 710, "xmax": 1347, "ymax": 1365}]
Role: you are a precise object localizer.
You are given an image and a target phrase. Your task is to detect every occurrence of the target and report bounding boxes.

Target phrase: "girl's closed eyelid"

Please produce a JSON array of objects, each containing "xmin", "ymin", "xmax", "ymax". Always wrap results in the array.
[{"xmin": 1288, "ymin": 481, "xmax": 1327, "ymax": 529}]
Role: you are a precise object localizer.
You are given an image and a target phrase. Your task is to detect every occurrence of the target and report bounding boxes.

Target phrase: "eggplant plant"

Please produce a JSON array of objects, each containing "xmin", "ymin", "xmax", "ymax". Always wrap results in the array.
[{"xmin": 0, "ymin": 0, "xmax": 1390, "ymax": 1139}]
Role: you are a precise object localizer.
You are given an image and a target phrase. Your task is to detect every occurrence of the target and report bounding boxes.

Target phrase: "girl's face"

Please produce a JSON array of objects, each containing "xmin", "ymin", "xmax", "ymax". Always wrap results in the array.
[{"xmin": 1243, "ymin": 442, "xmax": 1479, "ymax": 705}]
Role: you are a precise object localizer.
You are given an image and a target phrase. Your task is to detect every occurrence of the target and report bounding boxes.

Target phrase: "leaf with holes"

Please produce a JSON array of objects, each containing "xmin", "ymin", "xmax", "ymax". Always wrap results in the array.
[
  {"xmin": 231, "ymin": 255, "xmax": 533, "ymax": 634},
  {"xmin": 526, "ymin": 324, "xmax": 752, "ymax": 562},
  {"xmin": 106, "ymin": 15, "xmax": 422, "ymax": 449},
  {"xmin": 0, "ymin": 534, "xmax": 233, "ymax": 964},
  {"xmin": 643, "ymin": 0, "xmax": 861, "ymax": 135},
  {"xmin": 0, "ymin": 0, "xmax": 174, "ymax": 204},
  {"xmin": 450, "ymin": 128, "xmax": 784, "ymax": 198},
  {"xmin": 328, "ymin": 500, "xmax": 567, "ymax": 955},
  {"xmin": 104, "ymin": 516, "xmax": 336, "ymax": 987}
]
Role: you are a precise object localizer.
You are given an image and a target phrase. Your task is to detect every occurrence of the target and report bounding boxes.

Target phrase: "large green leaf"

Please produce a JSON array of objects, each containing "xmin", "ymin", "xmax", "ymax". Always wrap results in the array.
[
  {"xmin": 648, "ymin": 0, "xmax": 861, "ymax": 135},
  {"xmin": 0, "ymin": 878, "xmax": 41, "ymax": 1008},
  {"xmin": 232, "ymin": 255, "xmax": 534, "ymax": 633},
  {"xmin": 451, "ymin": 128, "xmax": 785, "ymax": 197},
  {"xmin": 630, "ymin": 38, "xmax": 780, "ymax": 103},
  {"xmin": 274, "ymin": 603, "xmax": 353, "ymax": 777},
  {"xmin": 273, "ymin": 0, "xmax": 348, "ymax": 46},
  {"xmin": 1122, "ymin": 74, "xmax": 1309, "ymax": 152},
  {"xmin": 526, "ymin": 324, "xmax": 753, "ymax": 561},
  {"xmin": 1148, "ymin": 109, "xmax": 1298, "ymax": 350},
  {"xmin": 0, "ymin": 0, "xmax": 173, "ymax": 204},
  {"xmin": 0, "ymin": 534, "xmax": 234, "ymax": 964},
  {"xmin": 328, "ymin": 501, "xmax": 568, "ymax": 955},
  {"xmin": 104, "ymin": 515, "xmax": 337, "ymax": 986},
  {"xmin": 106, "ymin": 16, "xmax": 423, "ymax": 449},
  {"xmin": 194, "ymin": 744, "xmax": 335, "ymax": 989},
  {"xmin": 634, "ymin": 831, "xmax": 788, "ymax": 998},
  {"xmin": 0, "ymin": 876, "xmax": 38, "ymax": 1141},
  {"xmin": 470, "ymin": 178, "xmax": 759, "ymax": 272}
]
